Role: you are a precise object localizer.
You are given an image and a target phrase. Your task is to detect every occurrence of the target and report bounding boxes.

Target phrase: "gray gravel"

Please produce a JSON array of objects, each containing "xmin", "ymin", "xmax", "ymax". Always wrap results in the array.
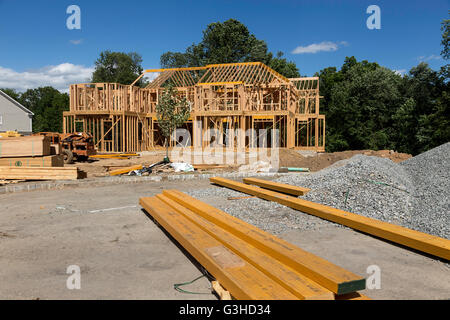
[
  {"xmin": 275, "ymin": 142, "xmax": 449, "ymax": 238},
  {"xmin": 187, "ymin": 186, "xmax": 337, "ymax": 235},
  {"xmin": 187, "ymin": 143, "xmax": 449, "ymax": 239}
]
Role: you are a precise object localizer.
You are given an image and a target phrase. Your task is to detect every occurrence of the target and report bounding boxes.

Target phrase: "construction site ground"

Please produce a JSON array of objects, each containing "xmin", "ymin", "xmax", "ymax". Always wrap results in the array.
[
  {"xmin": 66, "ymin": 149, "xmax": 412, "ymax": 178},
  {"xmin": 1, "ymin": 178, "xmax": 448, "ymax": 300}
]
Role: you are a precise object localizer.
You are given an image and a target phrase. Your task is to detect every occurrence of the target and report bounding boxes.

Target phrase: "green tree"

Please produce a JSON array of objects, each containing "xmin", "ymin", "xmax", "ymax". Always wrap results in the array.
[
  {"xmin": 19, "ymin": 87, "xmax": 69, "ymax": 133},
  {"xmin": 155, "ymin": 84, "xmax": 191, "ymax": 160},
  {"xmin": 92, "ymin": 51, "xmax": 146, "ymax": 86},
  {"xmin": 160, "ymin": 19, "xmax": 300, "ymax": 78},
  {"xmin": 324, "ymin": 58, "xmax": 402, "ymax": 152},
  {"xmin": 0, "ymin": 88, "xmax": 21, "ymax": 101}
]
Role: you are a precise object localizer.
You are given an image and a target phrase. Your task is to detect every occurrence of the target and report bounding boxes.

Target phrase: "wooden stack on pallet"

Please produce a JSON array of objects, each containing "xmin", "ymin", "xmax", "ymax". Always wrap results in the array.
[
  {"xmin": 0, "ymin": 135, "xmax": 81, "ymax": 181},
  {"xmin": 140, "ymin": 190, "xmax": 369, "ymax": 300}
]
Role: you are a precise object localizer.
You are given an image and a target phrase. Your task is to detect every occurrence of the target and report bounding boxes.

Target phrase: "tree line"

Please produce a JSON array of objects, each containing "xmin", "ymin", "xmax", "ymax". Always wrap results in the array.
[{"xmin": 2, "ymin": 17, "xmax": 448, "ymax": 155}]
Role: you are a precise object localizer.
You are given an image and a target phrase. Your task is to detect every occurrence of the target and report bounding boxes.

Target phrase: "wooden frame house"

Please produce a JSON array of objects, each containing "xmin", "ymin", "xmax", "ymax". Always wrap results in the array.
[{"xmin": 63, "ymin": 62, "xmax": 325, "ymax": 152}]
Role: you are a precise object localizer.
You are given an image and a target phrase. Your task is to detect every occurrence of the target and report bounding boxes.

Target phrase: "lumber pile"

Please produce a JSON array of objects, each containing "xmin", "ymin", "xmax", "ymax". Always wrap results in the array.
[
  {"xmin": 210, "ymin": 177, "xmax": 450, "ymax": 261},
  {"xmin": 0, "ymin": 167, "xmax": 81, "ymax": 181},
  {"xmin": 140, "ymin": 190, "xmax": 367, "ymax": 300},
  {"xmin": 0, "ymin": 136, "xmax": 76, "ymax": 182},
  {"xmin": 0, "ymin": 136, "xmax": 51, "ymax": 158},
  {"xmin": 0, "ymin": 155, "xmax": 64, "ymax": 168}
]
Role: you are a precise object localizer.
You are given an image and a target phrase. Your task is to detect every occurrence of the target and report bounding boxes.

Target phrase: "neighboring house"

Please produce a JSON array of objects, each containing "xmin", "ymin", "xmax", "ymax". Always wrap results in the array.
[{"xmin": 0, "ymin": 89, "xmax": 34, "ymax": 135}]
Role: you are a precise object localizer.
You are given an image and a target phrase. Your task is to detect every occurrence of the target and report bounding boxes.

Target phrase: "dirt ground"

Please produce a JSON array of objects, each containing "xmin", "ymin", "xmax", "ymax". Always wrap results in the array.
[
  {"xmin": 67, "ymin": 149, "xmax": 411, "ymax": 178},
  {"xmin": 279, "ymin": 149, "xmax": 411, "ymax": 172},
  {"xmin": 0, "ymin": 179, "xmax": 448, "ymax": 300}
]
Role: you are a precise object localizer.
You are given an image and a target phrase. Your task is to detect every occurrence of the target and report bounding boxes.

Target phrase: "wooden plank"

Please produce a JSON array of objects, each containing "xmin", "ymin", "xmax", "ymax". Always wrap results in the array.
[
  {"xmin": 243, "ymin": 177, "xmax": 310, "ymax": 196},
  {"xmin": 156, "ymin": 194, "xmax": 334, "ymax": 300},
  {"xmin": 139, "ymin": 196, "xmax": 299, "ymax": 300},
  {"xmin": 211, "ymin": 281, "xmax": 232, "ymax": 300},
  {"xmin": 0, "ymin": 155, "xmax": 64, "ymax": 167},
  {"xmin": 0, "ymin": 167, "xmax": 79, "ymax": 180},
  {"xmin": 227, "ymin": 196, "xmax": 256, "ymax": 200},
  {"xmin": 210, "ymin": 177, "xmax": 450, "ymax": 261},
  {"xmin": 162, "ymin": 189, "xmax": 365, "ymax": 294},
  {"xmin": 0, "ymin": 136, "xmax": 51, "ymax": 158},
  {"xmin": 109, "ymin": 164, "xmax": 142, "ymax": 176}
]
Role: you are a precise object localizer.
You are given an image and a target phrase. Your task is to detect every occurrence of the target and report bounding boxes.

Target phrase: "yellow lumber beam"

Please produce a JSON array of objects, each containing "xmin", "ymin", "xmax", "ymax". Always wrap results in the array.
[
  {"xmin": 0, "ymin": 167, "xmax": 79, "ymax": 180},
  {"xmin": 139, "ymin": 196, "xmax": 299, "ymax": 300},
  {"xmin": 156, "ymin": 194, "xmax": 334, "ymax": 300},
  {"xmin": 162, "ymin": 189, "xmax": 365, "ymax": 294},
  {"xmin": 210, "ymin": 177, "xmax": 450, "ymax": 261},
  {"xmin": 197, "ymin": 81, "xmax": 243, "ymax": 86},
  {"xmin": 243, "ymin": 177, "xmax": 310, "ymax": 196},
  {"xmin": 109, "ymin": 165, "xmax": 142, "ymax": 176},
  {"xmin": 144, "ymin": 66, "xmax": 208, "ymax": 73}
]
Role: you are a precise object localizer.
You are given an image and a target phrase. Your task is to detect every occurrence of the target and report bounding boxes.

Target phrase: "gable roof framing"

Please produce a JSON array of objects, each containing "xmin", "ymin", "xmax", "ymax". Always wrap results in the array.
[{"xmin": 143, "ymin": 62, "xmax": 291, "ymax": 89}]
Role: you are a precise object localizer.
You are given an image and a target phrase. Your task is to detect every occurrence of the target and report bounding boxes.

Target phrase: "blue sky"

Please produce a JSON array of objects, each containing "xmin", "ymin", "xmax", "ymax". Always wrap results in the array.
[{"xmin": 0, "ymin": 0, "xmax": 448, "ymax": 92}]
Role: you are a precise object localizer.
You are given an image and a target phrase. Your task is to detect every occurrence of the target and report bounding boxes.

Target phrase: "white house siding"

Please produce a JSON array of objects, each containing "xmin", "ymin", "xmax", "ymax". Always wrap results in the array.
[{"xmin": 0, "ymin": 90, "xmax": 33, "ymax": 134}]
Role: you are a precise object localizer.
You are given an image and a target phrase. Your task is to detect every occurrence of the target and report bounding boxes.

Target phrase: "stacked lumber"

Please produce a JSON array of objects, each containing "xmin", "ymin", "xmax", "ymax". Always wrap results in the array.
[
  {"xmin": 210, "ymin": 177, "xmax": 450, "ymax": 261},
  {"xmin": 0, "ymin": 167, "xmax": 81, "ymax": 181},
  {"xmin": 140, "ymin": 191, "xmax": 367, "ymax": 300},
  {"xmin": 0, "ymin": 136, "xmax": 51, "ymax": 157},
  {"xmin": 0, "ymin": 155, "xmax": 64, "ymax": 168},
  {"xmin": 0, "ymin": 135, "xmax": 64, "ymax": 173}
]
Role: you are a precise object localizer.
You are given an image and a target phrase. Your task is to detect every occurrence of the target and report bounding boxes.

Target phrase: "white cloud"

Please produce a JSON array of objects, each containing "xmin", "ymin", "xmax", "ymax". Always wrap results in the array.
[
  {"xmin": 417, "ymin": 54, "xmax": 442, "ymax": 62},
  {"xmin": 394, "ymin": 69, "xmax": 406, "ymax": 76},
  {"xmin": 0, "ymin": 63, "xmax": 94, "ymax": 93},
  {"xmin": 144, "ymin": 72, "xmax": 160, "ymax": 83},
  {"xmin": 291, "ymin": 41, "xmax": 348, "ymax": 54},
  {"xmin": 70, "ymin": 39, "xmax": 83, "ymax": 45}
]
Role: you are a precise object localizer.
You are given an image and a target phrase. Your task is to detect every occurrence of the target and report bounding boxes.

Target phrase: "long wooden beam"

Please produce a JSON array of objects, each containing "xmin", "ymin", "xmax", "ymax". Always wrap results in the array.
[
  {"xmin": 162, "ymin": 189, "xmax": 366, "ymax": 294},
  {"xmin": 139, "ymin": 196, "xmax": 299, "ymax": 300},
  {"xmin": 156, "ymin": 194, "xmax": 334, "ymax": 300},
  {"xmin": 109, "ymin": 165, "xmax": 143, "ymax": 176},
  {"xmin": 210, "ymin": 177, "xmax": 450, "ymax": 261},
  {"xmin": 243, "ymin": 177, "xmax": 310, "ymax": 196}
]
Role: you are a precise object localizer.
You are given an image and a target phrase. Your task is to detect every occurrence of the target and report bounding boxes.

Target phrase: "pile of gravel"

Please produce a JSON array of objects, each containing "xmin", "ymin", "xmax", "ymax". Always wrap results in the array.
[
  {"xmin": 187, "ymin": 186, "xmax": 337, "ymax": 235},
  {"xmin": 187, "ymin": 143, "xmax": 449, "ymax": 238},
  {"xmin": 275, "ymin": 142, "xmax": 449, "ymax": 238}
]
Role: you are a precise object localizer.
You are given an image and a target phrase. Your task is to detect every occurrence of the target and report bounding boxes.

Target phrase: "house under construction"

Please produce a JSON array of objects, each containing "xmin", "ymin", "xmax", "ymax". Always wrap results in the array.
[{"xmin": 63, "ymin": 62, "xmax": 325, "ymax": 153}]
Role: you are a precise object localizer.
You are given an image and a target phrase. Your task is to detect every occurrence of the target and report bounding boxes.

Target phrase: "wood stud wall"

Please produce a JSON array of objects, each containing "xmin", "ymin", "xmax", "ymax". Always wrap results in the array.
[{"xmin": 64, "ymin": 62, "xmax": 325, "ymax": 152}]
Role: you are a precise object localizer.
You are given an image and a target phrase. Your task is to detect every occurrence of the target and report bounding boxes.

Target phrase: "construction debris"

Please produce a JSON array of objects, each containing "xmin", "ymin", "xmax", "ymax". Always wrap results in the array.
[
  {"xmin": 170, "ymin": 162, "xmax": 194, "ymax": 173},
  {"xmin": 210, "ymin": 177, "xmax": 450, "ymax": 261}
]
